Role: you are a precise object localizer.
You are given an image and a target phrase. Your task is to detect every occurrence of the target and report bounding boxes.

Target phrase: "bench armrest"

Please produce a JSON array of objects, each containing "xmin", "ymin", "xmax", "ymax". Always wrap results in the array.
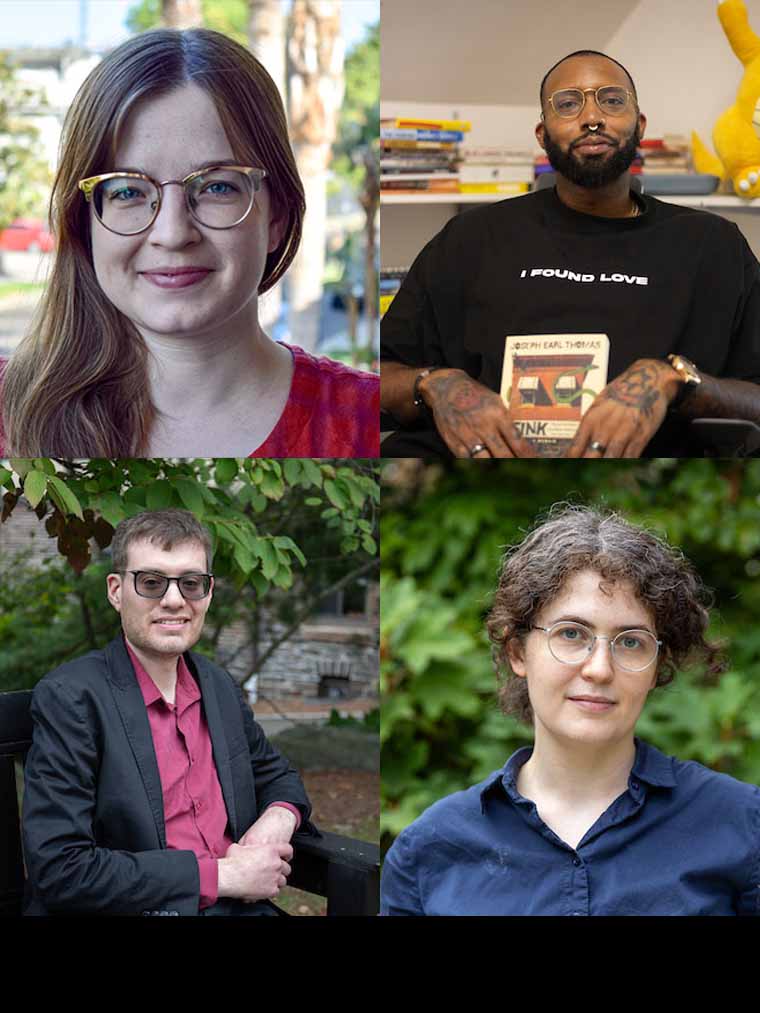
[{"xmin": 290, "ymin": 830, "xmax": 380, "ymax": 916}]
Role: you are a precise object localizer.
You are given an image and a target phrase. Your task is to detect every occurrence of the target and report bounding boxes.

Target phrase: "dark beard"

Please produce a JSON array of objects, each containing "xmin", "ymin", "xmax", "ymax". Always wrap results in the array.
[{"xmin": 543, "ymin": 122, "xmax": 640, "ymax": 188}]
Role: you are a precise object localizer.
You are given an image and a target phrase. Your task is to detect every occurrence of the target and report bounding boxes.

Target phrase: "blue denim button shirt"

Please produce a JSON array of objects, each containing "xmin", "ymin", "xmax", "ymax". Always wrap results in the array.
[{"xmin": 381, "ymin": 739, "xmax": 760, "ymax": 916}]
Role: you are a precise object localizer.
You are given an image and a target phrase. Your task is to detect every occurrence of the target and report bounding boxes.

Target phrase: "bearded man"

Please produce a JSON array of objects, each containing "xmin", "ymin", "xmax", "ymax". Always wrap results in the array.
[{"xmin": 380, "ymin": 50, "xmax": 760, "ymax": 459}]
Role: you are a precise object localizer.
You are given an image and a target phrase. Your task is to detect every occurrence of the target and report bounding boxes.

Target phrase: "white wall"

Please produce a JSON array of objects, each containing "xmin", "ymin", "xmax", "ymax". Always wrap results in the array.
[
  {"xmin": 380, "ymin": 0, "xmax": 633, "ymax": 106},
  {"xmin": 381, "ymin": 99, "xmax": 535, "ymax": 268},
  {"xmin": 381, "ymin": 0, "xmax": 760, "ymax": 264}
]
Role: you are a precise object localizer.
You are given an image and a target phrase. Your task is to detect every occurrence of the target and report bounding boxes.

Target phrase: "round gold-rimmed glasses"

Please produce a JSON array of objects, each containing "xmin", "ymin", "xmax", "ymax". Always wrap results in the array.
[
  {"xmin": 531, "ymin": 621, "xmax": 661, "ymax": 672},
  {"xmin": 546, "ymin": 86, "xmax": 636, "ymax": 119},
  {"xmin": 78, "ymin": 165, "xmax": 267, "ymax": 236}
]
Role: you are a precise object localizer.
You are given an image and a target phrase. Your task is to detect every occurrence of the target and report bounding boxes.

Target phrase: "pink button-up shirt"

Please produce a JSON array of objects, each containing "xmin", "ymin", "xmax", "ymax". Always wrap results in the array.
[
  {"xmin": 129, "ymin": 646, "xmax": 232, "ymax": 908},
  {"xmin": 127, "ymin": 646, "xmax": 301, "ymax": 910}
]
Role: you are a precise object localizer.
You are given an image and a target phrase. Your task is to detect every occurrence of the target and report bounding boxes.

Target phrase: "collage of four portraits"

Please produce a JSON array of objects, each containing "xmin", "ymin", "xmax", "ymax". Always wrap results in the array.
[{"xmin": 0, "ymin": 0, "xmax": 759, "ymax": 917}]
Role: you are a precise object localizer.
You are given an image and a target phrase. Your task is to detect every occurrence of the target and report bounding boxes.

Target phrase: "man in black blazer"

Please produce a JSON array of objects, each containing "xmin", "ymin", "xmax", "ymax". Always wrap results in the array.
[{"xmin": 22, "ymin": 508, "xmax": 312, "ymax": 916}]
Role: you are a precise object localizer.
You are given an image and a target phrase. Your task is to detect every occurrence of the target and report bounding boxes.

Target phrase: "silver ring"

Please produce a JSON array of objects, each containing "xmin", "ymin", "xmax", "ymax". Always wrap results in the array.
[
  {"xmin": 589, "ymin": 440, "xmax": 606, "ymax": 454},
  {"xmin": 468, "ymin": 443, "xmax": 487, "ymax": 457}
]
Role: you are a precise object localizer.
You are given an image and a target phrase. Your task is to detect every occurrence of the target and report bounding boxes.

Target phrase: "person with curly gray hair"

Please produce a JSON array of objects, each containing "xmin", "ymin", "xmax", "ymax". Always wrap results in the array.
[{"xmin": 381, "ymin": 505, "xmax": 760, "ymax": 916}]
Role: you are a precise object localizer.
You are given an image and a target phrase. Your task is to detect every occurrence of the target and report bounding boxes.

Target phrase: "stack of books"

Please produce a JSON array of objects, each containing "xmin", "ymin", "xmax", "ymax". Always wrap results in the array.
[
  {"xmin": 639, "ymin": 137, "xmax": 690, "ymax": 175},
  {"xmin": 639, "ymin": 136, "xmax": 719, "ymax": 195},
  {"xmin": 459, "ymin": 147, "xmax": 533, "ymax": 195},
  {"xmin": 381, "ymin": 117, "xmax": 470, "ymax": 195},
  {"xmin": 380, "ymin": 267, "xmax": 408, "ymax": 317}
]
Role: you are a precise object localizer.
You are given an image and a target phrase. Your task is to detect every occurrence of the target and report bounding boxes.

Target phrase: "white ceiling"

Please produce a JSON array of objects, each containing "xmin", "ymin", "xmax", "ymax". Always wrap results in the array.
[{"xmin": 381, "ymin": 0, "xmax": 639, "ymax": 105}]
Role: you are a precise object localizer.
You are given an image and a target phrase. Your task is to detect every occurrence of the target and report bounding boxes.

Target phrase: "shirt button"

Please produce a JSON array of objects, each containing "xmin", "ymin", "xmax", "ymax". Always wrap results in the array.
[
  {"xmin": 631, "ymin": 781, "xmax": 640, "ymax": 791},
  {"xmin": 572, "ymin": 857, "xmax": 581, "ymax": 866}
]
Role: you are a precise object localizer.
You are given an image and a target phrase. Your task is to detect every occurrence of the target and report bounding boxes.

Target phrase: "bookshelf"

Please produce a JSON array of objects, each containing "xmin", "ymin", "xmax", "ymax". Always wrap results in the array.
[
  {"xmin": 380, "ymin": 190, "xmax": 760, "ymax": 268},
  {"xmin": 381, "ymin": 192, "xmax": 760, "ymax": 209},
  {"xmin": 379, "ymin": 98, "xmax": 760, "ymax": 266}
]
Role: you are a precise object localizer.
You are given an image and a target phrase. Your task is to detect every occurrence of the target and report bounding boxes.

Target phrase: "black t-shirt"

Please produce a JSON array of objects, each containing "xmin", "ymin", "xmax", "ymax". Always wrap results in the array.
[{"xmin": 381, "ymin": 187, "xmax": 760, "ymax": 458}]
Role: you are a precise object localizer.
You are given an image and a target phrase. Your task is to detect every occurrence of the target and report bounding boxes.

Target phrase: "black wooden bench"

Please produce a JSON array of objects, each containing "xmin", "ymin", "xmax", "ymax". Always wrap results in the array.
[{"xmin": 0, "ymin": 690, "xmax": 379, "ymax": 917}]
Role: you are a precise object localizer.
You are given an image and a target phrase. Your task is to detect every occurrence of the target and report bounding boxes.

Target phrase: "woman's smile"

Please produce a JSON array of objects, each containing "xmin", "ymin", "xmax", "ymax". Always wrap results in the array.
[{"xmin": 139, "ymin": 266, "xmax": 215, "ymax": 289}]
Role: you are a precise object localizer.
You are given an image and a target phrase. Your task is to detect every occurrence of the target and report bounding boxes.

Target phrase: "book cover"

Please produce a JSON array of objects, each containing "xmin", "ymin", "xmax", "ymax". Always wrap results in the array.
[
  {"xmin": 500, "ymin": 334, "xmax": 610, "ymax": 457},
  {"xmin": 458, "ymin": 182, "xmax": 530, "ymax": 194},
  {"xmin": 459, "ymin": 164, "xmax": 533, "ymax": 183},
  {"xmin": 394, "ymin": 118, "xmax": 471, "ymax": 131},
  {"xmin": 381, "ymin": 127, "xmax": 465, "ymax": 142},
  {"xmin": 382, "ymin": 139, "xmax": 458, "ymax": 151}
]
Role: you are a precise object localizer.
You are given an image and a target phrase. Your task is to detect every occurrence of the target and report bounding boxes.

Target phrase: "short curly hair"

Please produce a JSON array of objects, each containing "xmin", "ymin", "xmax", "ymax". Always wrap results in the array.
[{"xmin": 486, "ymin": 505, "xmax": 724, "ymax": 724}]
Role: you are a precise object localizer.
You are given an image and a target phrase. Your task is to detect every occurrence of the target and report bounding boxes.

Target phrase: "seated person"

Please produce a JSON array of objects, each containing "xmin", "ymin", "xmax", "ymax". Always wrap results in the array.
[
  {"xmin": 23, "ymin": 508, "xmax": 312, "ymax": 916},
  {"xmin": 381, "ymin": 506, "xmax": 760, "ymax": 915},
  {"xmin": 381, "ymin": 49, "xmax": 760, "ymax": 459}
]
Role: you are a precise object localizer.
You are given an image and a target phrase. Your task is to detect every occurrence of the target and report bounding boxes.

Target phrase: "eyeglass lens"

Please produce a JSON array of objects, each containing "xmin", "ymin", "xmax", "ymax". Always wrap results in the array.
[
  {"xmin": 133, "ymin": 572, "xmax": 211, "ymax": 599},
  {"xmin": 93, "ymin": 169, "xmax": 255, "ymax": 234},
  {"xmin": 552, "ymin": 86, "xmax": 629, "ymax": 117},
  {"xmin": 547, "ymin": 622, "xmax": 657, "ymax": 670}
]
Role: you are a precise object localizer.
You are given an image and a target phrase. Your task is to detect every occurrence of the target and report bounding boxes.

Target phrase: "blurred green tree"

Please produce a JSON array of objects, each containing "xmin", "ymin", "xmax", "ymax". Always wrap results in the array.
[
  {"xmin": 380, "ymin": 460, "xmax": 760, "ymax": 851},
  {"xmin": 0, "ymin": 53, "xmax": 52, "ymax": 255},
  {"xmin": 127, "ymin": 0, "xmax": 247, "ymax": 40},
  {"xmin": 330, "ymin": 22, "xmax": 379, "ymax": 348}
]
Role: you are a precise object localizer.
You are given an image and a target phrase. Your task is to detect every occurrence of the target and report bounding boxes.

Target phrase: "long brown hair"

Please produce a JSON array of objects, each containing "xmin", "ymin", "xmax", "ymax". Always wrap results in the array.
[{"xmin": 3, "ymin": 28, "xmax": 305, "ymax": 456}]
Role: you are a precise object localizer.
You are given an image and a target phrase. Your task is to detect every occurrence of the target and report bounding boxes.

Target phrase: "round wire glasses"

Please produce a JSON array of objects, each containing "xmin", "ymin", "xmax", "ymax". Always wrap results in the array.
[
  {"xmin": 546, "ymin": 86, "xmax": 635, "ymax": 119},
  {"xmin": 127, "ymin": 570, "xmax": 213, "ymax": 600},
  {"xmin": 78, "ymin": 165, "xmax": 267, "ymax": 236},
  {"xmin": 531, "ymin": 621, "xmax": 661, "ymax": 672}
]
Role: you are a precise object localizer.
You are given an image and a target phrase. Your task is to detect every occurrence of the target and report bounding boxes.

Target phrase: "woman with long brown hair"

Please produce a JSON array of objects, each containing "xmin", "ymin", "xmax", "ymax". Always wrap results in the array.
[{"xmin": 1, "ymin": 28, "xmax": 378, "ymax": 457}]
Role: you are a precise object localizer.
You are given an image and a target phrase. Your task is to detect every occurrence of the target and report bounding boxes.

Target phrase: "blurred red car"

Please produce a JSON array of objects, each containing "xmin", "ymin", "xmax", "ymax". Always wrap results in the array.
[{"xmin": 0, "ymin": 218, "xmax": 54, "ymax": 253}]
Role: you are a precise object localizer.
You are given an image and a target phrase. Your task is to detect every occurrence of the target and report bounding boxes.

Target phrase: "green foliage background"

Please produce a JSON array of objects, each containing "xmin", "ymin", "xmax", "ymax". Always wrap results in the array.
[
  {"xmin": 0, "ymin": 53, "xmax": 52, "ymax": 230},
  {"xmin": 127, "ymin": 0, "xmax": 248, "ymax": 42},
  {"xmin": 331, "ymin": 22, "xmax": 379, "ymax": 189},
  {"xmin": 380, "ymin": 459, "xmax": 760, "ymax": 852}
]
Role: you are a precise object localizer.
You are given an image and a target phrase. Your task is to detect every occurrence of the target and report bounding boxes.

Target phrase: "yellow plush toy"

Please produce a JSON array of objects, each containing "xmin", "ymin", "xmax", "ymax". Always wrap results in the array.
[{"xmin": 692, "ymin": 0, "xmax": 760, "ymax": 198}]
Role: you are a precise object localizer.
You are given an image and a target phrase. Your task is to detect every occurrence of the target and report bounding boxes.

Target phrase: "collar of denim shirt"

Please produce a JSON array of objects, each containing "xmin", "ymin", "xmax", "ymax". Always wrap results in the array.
[{"xmin": 479, "ymin": 737, "xmax": 678, "ymax": 815}]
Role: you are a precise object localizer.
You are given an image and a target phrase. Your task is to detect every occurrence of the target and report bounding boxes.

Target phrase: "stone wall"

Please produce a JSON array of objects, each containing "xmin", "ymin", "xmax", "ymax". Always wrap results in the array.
[
  {"xmin": 0, "ymin": 503, "xmax": 60, "ymax": 562},
  {"xmin": 215, "ymin": 610, "xmax": 378, "ymax": 700}
]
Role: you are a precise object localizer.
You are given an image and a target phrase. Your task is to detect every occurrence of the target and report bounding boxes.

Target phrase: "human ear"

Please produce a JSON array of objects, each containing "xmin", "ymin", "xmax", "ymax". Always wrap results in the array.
[
  {"xmin": 505, "ymin": 629, "xmax": 528, "ymax": 678},
  {"xmin": 267, "ymin": 211, "xmax": 287, "ymax": 254},
  {"xmin": 535, "ymin": 119, "xmax": 547, "ymax": 152},
  {"xmin": 637, "ymin": 110, "xmax": 647, "ymax": 143},
  {"xmin": 106, "ymin": 573, "xmax": 123, "ymax": 612}
]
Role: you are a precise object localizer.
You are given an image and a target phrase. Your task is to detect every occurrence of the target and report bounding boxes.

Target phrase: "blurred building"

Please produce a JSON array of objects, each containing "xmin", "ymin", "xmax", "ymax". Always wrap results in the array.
[{"xmin": 8, "ymin": 46, "xmax": 101, "ymax": 173}]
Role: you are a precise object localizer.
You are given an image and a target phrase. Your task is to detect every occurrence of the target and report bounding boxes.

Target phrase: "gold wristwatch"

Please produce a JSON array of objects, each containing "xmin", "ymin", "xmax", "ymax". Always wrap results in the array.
[{"xmin": 666, "ymin": 354, "xmax": 701, "ymax": 410}]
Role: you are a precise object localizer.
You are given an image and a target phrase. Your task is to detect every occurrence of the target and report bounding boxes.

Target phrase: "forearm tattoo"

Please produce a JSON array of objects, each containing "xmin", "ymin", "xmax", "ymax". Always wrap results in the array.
[{"xmin": 601, "ymin": 363, "xmax": 662, "ymax": 418}]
